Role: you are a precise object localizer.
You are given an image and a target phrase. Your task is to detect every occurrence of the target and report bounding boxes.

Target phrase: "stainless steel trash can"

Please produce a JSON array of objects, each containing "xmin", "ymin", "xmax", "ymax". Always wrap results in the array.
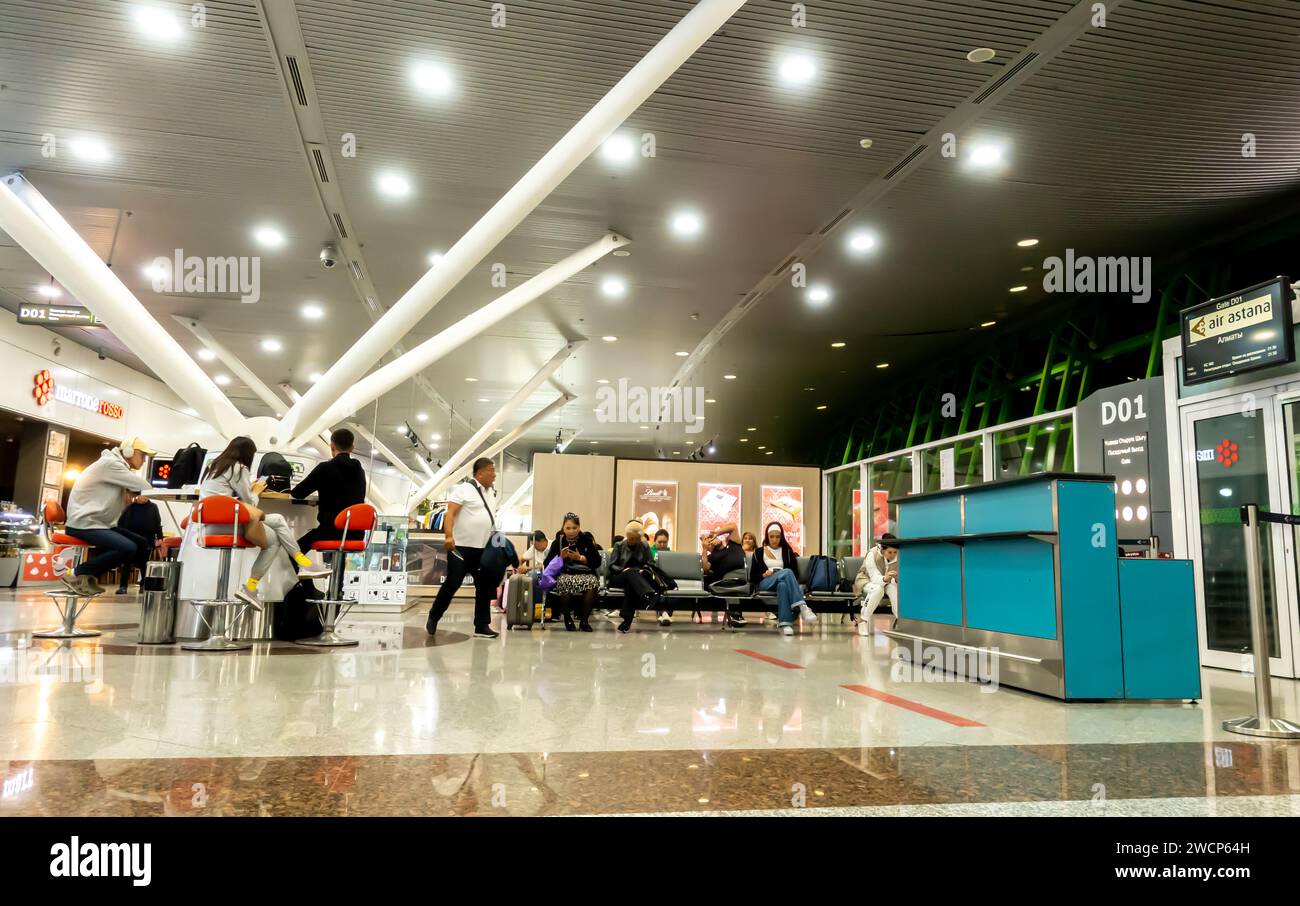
[{"xmin": 138, "ymin": 560, "xmax": 181, "ymax": 644}]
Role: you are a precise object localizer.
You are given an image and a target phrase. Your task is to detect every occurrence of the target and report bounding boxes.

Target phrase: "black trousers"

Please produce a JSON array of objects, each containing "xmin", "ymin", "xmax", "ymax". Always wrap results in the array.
[
  {"xmin": 427, "ymin": 546, "xmax": 496, "ymax": 631},
  {"xmin": 298, "ymin": 525, "xmax": 344, "ymax": 553},
  {"xmin": 610, "ymin": 569, "xmax": 660, "ymax": 621}
]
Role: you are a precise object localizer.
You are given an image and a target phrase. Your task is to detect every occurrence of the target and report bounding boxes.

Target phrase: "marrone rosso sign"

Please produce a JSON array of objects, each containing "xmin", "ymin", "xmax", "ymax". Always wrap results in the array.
[{"xmin": 32, "ymin": 370, "xmax": 124, "ymax": 420}]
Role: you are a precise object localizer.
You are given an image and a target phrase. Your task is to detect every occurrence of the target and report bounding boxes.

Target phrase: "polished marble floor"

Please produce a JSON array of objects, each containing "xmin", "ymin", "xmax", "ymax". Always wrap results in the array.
[{"xmin": 3, "ymin": 587, "xmax": 1299, "ymax": 816}]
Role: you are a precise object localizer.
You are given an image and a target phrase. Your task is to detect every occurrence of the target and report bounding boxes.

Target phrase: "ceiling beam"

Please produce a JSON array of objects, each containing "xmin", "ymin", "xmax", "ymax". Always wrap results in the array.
[{"xmin": 282, "ymin": 0, "xmax": 747, "ymax": 442}]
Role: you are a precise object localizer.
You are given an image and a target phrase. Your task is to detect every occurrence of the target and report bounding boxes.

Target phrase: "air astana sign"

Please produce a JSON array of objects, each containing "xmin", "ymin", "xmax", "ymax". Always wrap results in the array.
[{"xmin": 32, "ymin": 370, "xmax": 124, "ymax": 420}]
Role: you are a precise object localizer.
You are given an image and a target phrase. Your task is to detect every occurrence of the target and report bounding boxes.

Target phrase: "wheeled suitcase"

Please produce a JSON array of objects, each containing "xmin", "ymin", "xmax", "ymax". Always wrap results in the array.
[{"xmin": 505, "ymin": 572, "xmax": 534, "ymax": 629}]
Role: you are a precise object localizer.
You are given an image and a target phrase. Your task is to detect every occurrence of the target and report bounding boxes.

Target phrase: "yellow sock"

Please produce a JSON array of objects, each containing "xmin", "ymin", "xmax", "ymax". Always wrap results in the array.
[
  {"xmin": 294, "ymin": 553, "xmax": 313, "ymax": 568},
  {"xmin": 245, "ymin": 577, "xmax": 259, "ymax": 591}
]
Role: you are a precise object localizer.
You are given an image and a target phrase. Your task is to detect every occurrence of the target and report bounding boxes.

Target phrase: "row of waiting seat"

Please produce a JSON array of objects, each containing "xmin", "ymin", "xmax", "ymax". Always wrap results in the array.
[{"xmin": 556, "ymin": 550, "xmax": 865, "ymax": 616}]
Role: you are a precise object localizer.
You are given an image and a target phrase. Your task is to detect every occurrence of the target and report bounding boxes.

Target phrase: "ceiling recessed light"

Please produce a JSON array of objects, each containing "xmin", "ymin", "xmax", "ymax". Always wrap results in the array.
[
  {"xmin": 830, "ymin": 341, "xmax": 846, "ymax": 348},
  {"xmin": 705, "ymin": 398, "xmax": 716, "ymax": 404},
  {"xmin": 966, "ymin": 141, "xmax": 1007, "ymax": 171},
  {"xmin": 602, "ymin": 336, "xmax": 618, "ymax": 342},
  {"xmin": 640, "ymin": 425, "xmax": 649, "ymax": 430},
  {"xmin": 36, "ymin": 284, "xmax": 62, "ymax": 299},
  {"xmin": 848, "ymin": 231, "xmax": 878, "ymax": 254},
  {"xmin": 739, "ymin": 437, "xmax": 749, "ymax": 443},
  {"xmin": 674, "ymin": 351, "xmax": 689, "ymax": 357},
  {"xmin": 757, "ymin": 445, "xmax": 766, "ymax": 450},
  {"xmin": 308, "ymin": 372, "xmax": 323, "ymax": 383},
  {"xmin": 261, "ymin": 338, "xmax": 281, "ymax": 353},
  {"xmin": 596, "ymin": 379, "xmax": 610, "ymax": 385},
  {"xmin": 252, "ymin": 225, "xmax": 285, "ymax": 249},
  {"xmin": 765, "ymin": 450, "xmax": 774, "ymax": 456},
  {"xmin": 427, "ymin": 251, "xmax": 444, "ymax": 267},
  {"xmin": 68, "ymin": 136, "xmax": 111, "ymax": 163},
  {"xmin": 411, "ymin": 61, "xmax": 454, "ymax": 97},
  {"xmin": 612, "ymin": 249, "xmax": 631, "ymax": 258},
  {"xmin": 778, "ymin": 53, "xmax": 817, "ymax": 85},
  {"xmin": 670, "ymin": 211, "xmax": 703, "ymax": 238},
  {"xmin": 1016, "ymin": 238, "xmax": 1039, "ymax": 248},
  {"xmin": 478, "ymin": 397, "xmax": 489, "ymax": 403},
  {"xmin": 142, "ymin": 262, "xmax": 167, "ymax": 281},
  {"xmin": 600, "ymin": 276, "xmax": 626, "ymax": 298},
  {"xmin": 132, "ymin": 5, "xmax": 184, "ymax": 42},
  {"xmin": 816, "ymin": 405, "xmax": 827, "ymax": 411},
  {"xmin": 301, "ymin": 303, "xmax": 324, "ymax": 320},
  {"xmin": 966, "ymin": 47, "xmax": 997, "ymax": 63},
  {"xmin": 672, "ymin": 451, "xmax": 680, "ymax": 456},
  {"xmin": 876, "ymin": 362, "xmax": 889, "ymax": 369},
  {"xmin": 214, "ymin": 374, "xmax": 231, "ymax": 386},
  {"xmin": 465, "ymin": 377, "xmax": 478, "ymax": 382},
  {"xmin": 723, "ymin": 374, "xmax": 737, "ymax": 380},
  {"xmin": 590, "ymin": 441, "xmax": 599, "ymax": 446},
  {"xmin": 601, "ymin": 132, "xmax": 637, "ymax": 164},
  {"xmin": 416, "ymin": 412, "xmax": 428, "ymax": 422},
  {"xmin": 1009, "ymin": 285, "xmax": 1028, "ymax": 293},
  {"xmin": 859, "ymin": 138, "xmax": 873, "ymax": 149},
  {"xmin": 981, "ymin": 320, "xmax": 997, "ymax": 328},
  {"xmin": 377, "ymin": 171, "xmax": 412, "ymax": 198},
  {"xmin": 430, "ymin": 434, "xmax": 441, "ymax": 441},
  {"xmin": 807, "ymin": 285, "xmax": 832, "ymax": 305},
  {"xmin": 196, "ymin": 348, "xmax": 216, "ymax": 362},
  {"xmin": 1020, "ymin": 265, "xmax": 1035, "ymax": 273}
]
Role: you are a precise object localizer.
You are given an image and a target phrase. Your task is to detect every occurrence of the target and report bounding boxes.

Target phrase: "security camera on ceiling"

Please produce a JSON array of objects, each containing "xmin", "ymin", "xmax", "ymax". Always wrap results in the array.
[{"xmin": 319, "ymin": 242, "xmax": 339, "ymax": 268}]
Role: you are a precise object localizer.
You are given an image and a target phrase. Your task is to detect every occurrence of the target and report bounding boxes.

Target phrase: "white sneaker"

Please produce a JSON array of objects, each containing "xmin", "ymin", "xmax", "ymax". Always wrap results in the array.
[
  {"xmin": 797, "ymin": 602, "xmax": 817, "ymax": 623},
  {"xmin": 297, "ymin": 563, "xmax": 331, "ymax": 579},
  {"xmin": 658, "ymin": 613, "xmax": 672, "ymax": 626},
  {"xmin": 235, "ymin": 584, "xmax": 263, "ymax": 612},
  {"xmin": 779, "ymin": 623, "xmax": 794, "ymax": 637}
]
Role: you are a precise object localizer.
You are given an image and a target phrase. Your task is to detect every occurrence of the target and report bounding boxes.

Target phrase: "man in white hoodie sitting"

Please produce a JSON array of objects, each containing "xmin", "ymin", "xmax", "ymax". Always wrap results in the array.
[{"xmin": 61, "ymin": 437, "xmax": 157, "ymax": 597}]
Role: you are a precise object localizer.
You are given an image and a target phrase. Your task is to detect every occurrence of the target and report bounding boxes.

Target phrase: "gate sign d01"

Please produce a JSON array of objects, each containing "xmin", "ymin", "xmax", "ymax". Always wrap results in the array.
[{"xmin": 1181, "ymin": 276, "xmax": 1295, "ymax": 386}]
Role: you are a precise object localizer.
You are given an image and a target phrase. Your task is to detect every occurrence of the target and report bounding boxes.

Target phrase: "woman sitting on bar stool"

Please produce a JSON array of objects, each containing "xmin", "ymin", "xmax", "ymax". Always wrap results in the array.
[{"xmin": 198, "ymin": 437, "xmax": 329, "ymax": 609}]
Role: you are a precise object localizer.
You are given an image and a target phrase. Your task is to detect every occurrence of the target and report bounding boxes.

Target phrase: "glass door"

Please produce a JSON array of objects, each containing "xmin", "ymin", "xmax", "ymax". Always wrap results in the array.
[{"xmin": 1181, "ymin": 399, "xmax": 1296, "ymax": 677}]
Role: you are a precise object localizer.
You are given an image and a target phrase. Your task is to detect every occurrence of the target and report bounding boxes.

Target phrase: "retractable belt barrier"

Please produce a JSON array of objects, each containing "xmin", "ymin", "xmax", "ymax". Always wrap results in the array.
[{"xmin": 1222, "ymin": 504, "xmax": 1300, "ymax": 739}]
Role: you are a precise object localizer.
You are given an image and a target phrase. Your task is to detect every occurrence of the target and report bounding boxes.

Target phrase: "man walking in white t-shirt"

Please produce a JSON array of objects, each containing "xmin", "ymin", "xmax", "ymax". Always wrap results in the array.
[{"xmin": 425, "ymin": 457, "xmax": 501, "ymax": 639}]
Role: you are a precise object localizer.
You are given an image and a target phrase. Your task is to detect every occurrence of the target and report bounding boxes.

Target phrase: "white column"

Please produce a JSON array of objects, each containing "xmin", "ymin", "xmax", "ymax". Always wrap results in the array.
[
  {"xmin": 419, "ymin": 393, "xmax": 574, "ymax": 504},
  {"xmin": 0, "ymin": 173, "xmax": 247, "ymax": 439},
  {"xmin": 281, "ymin": 0, "xmax": 743, "ymax": 441},
  {"xmin": 404, "ymin": 344, "xmax": 581, "ymax": 510},
  {"xmin": 285, "ymin": 233, "xmax": 626, "ymax": 448}
]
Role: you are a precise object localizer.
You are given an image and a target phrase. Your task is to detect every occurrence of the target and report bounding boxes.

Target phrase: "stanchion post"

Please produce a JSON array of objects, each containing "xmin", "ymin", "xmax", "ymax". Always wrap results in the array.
[{"xmin": 1222, "ymin": 503, "xmax": 1300, "ymax": 739}]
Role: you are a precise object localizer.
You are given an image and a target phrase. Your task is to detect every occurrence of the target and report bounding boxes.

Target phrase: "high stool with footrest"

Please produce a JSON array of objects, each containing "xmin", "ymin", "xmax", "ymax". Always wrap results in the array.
[
  {"xmin": 297, "ymin": 504, "xmax": 376, "ymax": 648},
  {"xmin": 182, "ymin": 495, "xmax": 260, "ymax": 652},
  {"xmin": 33, "ymin": 501, "xmax": 102, "ymax": 640}
]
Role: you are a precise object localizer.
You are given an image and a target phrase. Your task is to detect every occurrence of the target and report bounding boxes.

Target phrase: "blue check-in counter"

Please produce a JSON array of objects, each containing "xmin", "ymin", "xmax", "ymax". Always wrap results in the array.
[{"xmin": 888, "ymin": 473, "xmax": 1200, "ymax": 700}]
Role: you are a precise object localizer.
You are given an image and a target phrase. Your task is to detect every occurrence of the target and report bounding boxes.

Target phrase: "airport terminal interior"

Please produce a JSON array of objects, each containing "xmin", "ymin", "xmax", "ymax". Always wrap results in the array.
[{"xmin": 2, "ymin": 0, "xmax": 1300, "ymax": 824}]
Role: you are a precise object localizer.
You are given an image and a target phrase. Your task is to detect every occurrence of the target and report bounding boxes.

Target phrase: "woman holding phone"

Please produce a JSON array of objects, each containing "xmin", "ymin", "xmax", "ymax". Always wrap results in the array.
[
  {"xmin": 198, "ymin": 436, "xmax": 329, "ymax": 608},
  {"xmin": 543, "ymin": 512, "xmax": 601, "ymax": 631}
]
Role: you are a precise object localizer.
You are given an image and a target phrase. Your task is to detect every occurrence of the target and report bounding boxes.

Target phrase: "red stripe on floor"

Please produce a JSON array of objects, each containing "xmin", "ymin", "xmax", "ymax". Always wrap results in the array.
[
  {"xmin": 840, "ymin": 684, "xmax": 985, "ymax": 727},
  {"xmin": 735, "ymin": 649, "xmax": 804, "ymax": 670}
]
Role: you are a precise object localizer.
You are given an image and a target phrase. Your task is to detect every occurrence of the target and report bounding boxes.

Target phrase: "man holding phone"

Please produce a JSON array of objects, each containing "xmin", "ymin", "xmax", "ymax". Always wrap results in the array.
[{"xmin": 425, "ymin": 457, "xmax": 500, "ymax": 639}]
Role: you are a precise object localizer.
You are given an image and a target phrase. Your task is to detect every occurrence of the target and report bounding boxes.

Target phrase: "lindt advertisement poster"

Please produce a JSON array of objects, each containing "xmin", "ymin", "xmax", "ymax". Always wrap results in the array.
[
  {"xmin": 697, "ymin": 482, "xmax": 742, "ymax": 541},
  {"xmin": 632, "ymin": 480, "xmax": 678, "ymax": 547},
  {"xmin": 760, "ymin": 485, "xmax": 804, "ymax": 553}
]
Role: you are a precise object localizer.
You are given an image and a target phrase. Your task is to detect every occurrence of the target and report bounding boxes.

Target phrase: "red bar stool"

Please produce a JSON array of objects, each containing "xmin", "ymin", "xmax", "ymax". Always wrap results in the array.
[
  {"xmin": 182, "ymin": 495, "xmax": 259, "ymax": 652},
  {"xmin": 298, "ymin": 504, "xmax": 375, "ymax": 647},
  {"xmin": 34, "ymin": 501, "xmax": 102, "ymax": 640}
]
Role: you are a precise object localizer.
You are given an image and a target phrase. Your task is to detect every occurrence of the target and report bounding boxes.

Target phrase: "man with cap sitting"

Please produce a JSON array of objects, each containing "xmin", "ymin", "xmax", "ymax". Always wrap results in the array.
[{"xmin": 60, "ymin": 437, "xmax": 158, "ymax": 597}]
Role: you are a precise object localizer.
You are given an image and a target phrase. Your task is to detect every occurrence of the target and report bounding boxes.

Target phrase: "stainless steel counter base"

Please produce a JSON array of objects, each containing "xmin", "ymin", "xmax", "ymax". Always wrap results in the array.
[
  {"xmin": 886, "ymin": 617, "xmax": 1066, "ymax": 699},
  {"xmin": 175, "ymin": 600, "xmax": 276, "ymax": 642}
]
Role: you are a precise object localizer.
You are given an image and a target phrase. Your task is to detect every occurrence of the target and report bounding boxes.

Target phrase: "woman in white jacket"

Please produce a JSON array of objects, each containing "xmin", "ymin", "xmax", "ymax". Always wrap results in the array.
[
  {"xmin": 198, "ymin": 437, "xmax": 328, "ymax": 607},
  {"xmin": 853, "ymin": 532, "xmax": 899, "ymax": 635}
]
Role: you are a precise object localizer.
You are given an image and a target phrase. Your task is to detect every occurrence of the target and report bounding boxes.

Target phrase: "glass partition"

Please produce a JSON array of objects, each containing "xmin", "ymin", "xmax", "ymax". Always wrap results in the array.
[
  {"xmin": 825, "ymin": 467, "xmax": 860, "ymax": 559},
  {"xmin": 919, "ymin": 436, "xmax": 985, "ymax": 491},
  {"xmin": 993, "ymin": 414, "xmax": 1074, "ymax": 479},
  {"xmin": 865, "ymin": 456, "xmax": 913, "ymax": 544}
]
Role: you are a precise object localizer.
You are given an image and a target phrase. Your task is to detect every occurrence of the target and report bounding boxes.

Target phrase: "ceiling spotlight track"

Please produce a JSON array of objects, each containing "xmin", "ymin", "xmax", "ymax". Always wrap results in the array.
[{"xmin": 666, "ymin": 0, "xmax": 1126, "ymax": 394}]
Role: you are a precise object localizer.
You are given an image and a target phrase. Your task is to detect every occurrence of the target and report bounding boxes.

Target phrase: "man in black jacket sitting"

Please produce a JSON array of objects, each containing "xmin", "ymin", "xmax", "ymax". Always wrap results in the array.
[{"xmin": 291, "ymin": 428, "xmax": 368, "ymax": 552}]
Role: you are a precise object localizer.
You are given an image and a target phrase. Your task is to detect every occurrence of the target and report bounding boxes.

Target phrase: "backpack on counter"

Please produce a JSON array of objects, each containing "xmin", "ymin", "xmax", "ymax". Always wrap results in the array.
[
  {"xmin": 167, "ymin": 443, "xmax": 207, "ymax": 488},
  {"xmin": 807, "ymin": 555, "xmax": 839, "ymax": 593},
  {"xmin": 257, "ymin": 452, "xmax": 294, "ymax": 492}
]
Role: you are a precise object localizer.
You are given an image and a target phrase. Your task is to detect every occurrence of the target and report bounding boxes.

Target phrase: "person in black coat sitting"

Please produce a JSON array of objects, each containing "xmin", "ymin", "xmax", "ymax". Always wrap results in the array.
[
  {"xmin": 607, "ymin": 520, "xmax": 663, "ymax": 634},
  {"xmin": 543, "ymin": 512, "xmax": 602, "ymax": 631},
  {"xmin": 114, "ymin": 494, "xmax": 162, "ymax": 594}
]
